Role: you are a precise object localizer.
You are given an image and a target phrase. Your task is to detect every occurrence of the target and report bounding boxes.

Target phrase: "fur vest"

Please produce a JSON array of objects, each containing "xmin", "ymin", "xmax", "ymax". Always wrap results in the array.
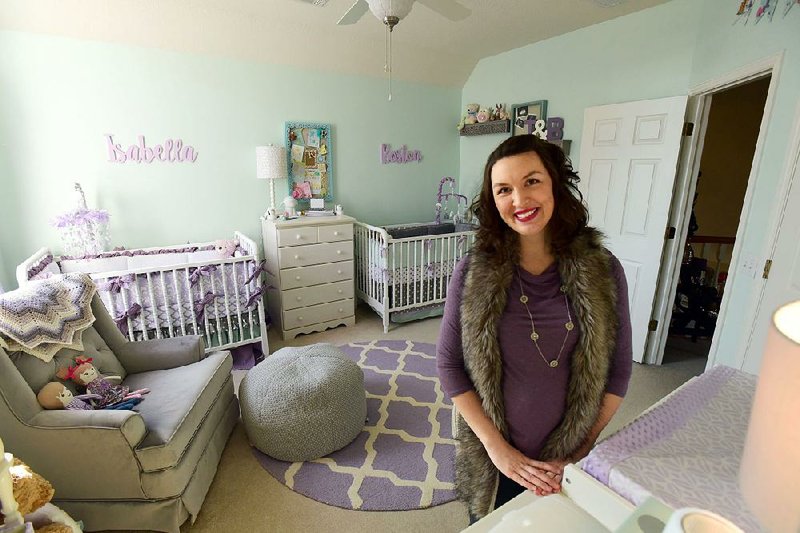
[{"xmin": 455, "ymin": 227, "xmax": 619, "ymax": 518}]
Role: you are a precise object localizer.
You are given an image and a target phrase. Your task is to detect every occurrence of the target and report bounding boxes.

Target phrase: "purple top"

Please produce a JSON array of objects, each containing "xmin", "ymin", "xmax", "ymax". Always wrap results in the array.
[{"xmin": 436, "ymin": 254, "xmax": 632, "ymax": 460}]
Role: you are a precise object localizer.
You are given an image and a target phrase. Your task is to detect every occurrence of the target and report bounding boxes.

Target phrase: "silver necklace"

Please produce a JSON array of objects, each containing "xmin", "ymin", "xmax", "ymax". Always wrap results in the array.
[{"xmin": 516, "ymin": 266, "xmax": 574, "ymax": 368}]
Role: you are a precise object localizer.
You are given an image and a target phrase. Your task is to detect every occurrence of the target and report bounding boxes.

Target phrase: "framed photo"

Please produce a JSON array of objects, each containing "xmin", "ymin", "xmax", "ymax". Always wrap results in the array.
[
  {"xmin": 285, "ymin": 121, "xmax": 333, "ymax": 202},
  {"xmin": 511, "ymin": 100, "xmax": 548, "ymax": 136}
]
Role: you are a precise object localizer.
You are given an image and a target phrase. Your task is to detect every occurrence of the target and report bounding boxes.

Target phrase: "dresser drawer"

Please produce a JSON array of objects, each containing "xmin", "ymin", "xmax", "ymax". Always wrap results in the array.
[
  {"xmin": 282, "ymin": 280, "xmax": 354, "ymax": 311},
  {"xmin": 318, "ymin": 223, "xmax": 353, "ymax": 243},
  {"xmin": 277, "ymin": 226, "xmax": 318, "ymax": 247},
  {"xmin": 280, "ymin": 261, "xmax": 354, "ymax": 290},
  {"xmin": 278, "ymin": 241, "xmax": 353, "ymax": 269},
  {"xmin": 283, "ymin": 299, "xmax": 354, "ymax": 330}
]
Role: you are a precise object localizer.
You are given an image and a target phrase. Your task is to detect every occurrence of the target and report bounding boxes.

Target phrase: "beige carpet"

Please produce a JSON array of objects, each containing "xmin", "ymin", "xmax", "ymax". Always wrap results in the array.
[{"xmin": 177, "ymin": 304, "xmax": 705, "ymax": 533}]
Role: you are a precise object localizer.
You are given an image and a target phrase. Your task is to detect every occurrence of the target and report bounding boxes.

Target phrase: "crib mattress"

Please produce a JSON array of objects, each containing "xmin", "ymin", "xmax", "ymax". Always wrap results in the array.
[{"xmin": 581, "ymin": 365, "xmax": 760, "ymax": 532}]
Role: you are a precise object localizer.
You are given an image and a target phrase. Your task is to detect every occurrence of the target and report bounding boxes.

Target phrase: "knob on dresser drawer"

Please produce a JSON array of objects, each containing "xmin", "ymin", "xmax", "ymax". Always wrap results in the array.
[
  {"xmin": 295, "ymin": 276, "xmax": 301, "ymax": 281},
  {"xmin": 295, "ymin": 234, "xmax": 301, "ymax": 240},
  {"xmin": 294, "ymin": 254, "xmax": 300, "ymax": 260}
]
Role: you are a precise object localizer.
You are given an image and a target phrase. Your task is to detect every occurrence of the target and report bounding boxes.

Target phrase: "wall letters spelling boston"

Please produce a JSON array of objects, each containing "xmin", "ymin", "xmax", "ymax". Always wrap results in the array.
[
  {"xmin": 105, "ymin": 134, "xmax": 198, "ymax": 164},
  {"xmin": 380, "ymin": 143, "xmax": 423, "ymax": 164}
]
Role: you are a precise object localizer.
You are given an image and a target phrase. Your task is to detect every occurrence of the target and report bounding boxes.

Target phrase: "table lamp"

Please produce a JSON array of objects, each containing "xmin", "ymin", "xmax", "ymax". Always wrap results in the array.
[
  {"xmin": 255, "ymin": 145, "xmax": 287, "ymax": 215},
  {"xmin": 739, "ymin": 299, "xmax": 800, "ymax": 533}
]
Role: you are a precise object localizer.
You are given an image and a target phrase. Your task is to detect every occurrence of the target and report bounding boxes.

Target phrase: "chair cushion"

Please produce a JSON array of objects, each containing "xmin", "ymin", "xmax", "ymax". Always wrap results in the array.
[
  {"xmin": 239, "ymin": 343, "xmax": 366, "ymax": 462},
  {"xmin": 124, "ymin": 351, "xmax": 233, "ymax": 472},
  {"xmin": 10, "ymin": 326, "xmax": 127, "ymax": 396}
]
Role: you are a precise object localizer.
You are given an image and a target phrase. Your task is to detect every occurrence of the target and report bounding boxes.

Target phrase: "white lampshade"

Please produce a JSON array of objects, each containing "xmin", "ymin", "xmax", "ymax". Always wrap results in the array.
[
  {"xmin": 255, "ymin": 145, "xmax": 287, "ymax": 181},
  {"xmin": 739, "ymin": 300, "xmax": 800, "ymax": 533},
  {"xmin": 256, "ymin": 145, "xmax": 287, "ymax": 211},
  {"xmin": 367, "ymin": 0, "xmax": 414, "ymax": 21}
]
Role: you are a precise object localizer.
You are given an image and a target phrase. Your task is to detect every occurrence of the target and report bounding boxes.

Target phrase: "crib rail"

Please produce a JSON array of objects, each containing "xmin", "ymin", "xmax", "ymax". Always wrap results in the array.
[
  {"xmin": 16, "ymin": 233, "xmax": 268, "ymax": 356},
  {"xmin": 354, "ymin": 220, "xmax": 475, "ymax": 332}
]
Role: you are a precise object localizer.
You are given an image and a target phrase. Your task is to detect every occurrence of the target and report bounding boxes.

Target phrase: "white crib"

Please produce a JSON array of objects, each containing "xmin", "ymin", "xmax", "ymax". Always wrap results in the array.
[
  {"xmin": 354, "ymin": 220, "xmax": 476, "ymax": 333},
  {"xmin": 16, "ymin": 232, "xmax": 268, "ymax": 356}
]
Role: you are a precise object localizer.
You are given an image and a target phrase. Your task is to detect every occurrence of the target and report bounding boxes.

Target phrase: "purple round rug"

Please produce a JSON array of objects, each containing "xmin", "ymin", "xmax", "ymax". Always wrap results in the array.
[{"xmin": 252, "ymin": 340, "xmax": 457, "ymax": 511}]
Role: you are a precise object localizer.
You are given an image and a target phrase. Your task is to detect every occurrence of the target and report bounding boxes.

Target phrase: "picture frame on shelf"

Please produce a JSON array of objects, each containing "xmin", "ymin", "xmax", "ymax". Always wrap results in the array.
[
  {"xmin": 284, "ymin": 121, "xmax": 333, "ymax": 203},
  {"xmin": 511, "ymin": 100, "xmax": 548, "ymax": 136}
]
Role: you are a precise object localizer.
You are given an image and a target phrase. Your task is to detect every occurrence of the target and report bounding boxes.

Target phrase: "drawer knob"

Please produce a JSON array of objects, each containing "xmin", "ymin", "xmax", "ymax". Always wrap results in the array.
[
  {"xmin": 294, "ymin": 254, "xmax": 300, "ymax": 260},
  {"xmin": 337, "ymin": 270, "xmax": 342, "ymax": 275},
  {"xmin": 296, "ymin": 296, "xmax": 302, "ymax": 301},
  {"xmin": 298, "ymin": 316, "xmax": 304, "ymax": 321},
  {"xmin": 336, "ymin": 250, "xmax": 342, "ymax": 255},
  {"xmin": 295, "ymin": 234, "xmax": 301, "ymax": 240},
  {"xmin": 338, "ymin": 308, "xmax": 343, "ymax": 313},
  {"xmin": 337, "ymin": 289, "xmax": 343, "ymax": 294},
  {"xmin": 295, "ymin": 276, "xmax": 301, "ymax": 281},
  {"xmin": 333, "ymin": 231, "xmax": 340, "ymax": 236}
]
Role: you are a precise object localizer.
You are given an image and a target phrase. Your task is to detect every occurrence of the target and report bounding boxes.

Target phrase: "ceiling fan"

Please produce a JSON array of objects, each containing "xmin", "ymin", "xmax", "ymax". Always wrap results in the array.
[
  {"xmin": 295, "ymin": 0, "xmax": 470, "ymax": 101},
  {"xmin": 335, "ymin": 0, "xmax": 471, "ymax": 29}
]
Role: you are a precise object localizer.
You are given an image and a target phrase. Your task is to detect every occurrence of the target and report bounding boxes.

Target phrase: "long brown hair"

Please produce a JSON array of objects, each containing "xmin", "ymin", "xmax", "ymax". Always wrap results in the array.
[{"xmin": 470, "ymin": 134, "xmax": 588, "ymax": 263}]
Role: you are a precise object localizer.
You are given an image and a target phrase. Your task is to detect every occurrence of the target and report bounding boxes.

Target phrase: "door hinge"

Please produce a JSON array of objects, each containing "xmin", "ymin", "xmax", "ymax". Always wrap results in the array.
[
  {"xmin": 682, "ymin": 122, "xmax": 695, "ymax": 136},
  {"xmin": 665, "ymin": 226, "xmax": 676, "ymax": 240},
  {"xmin": 648, "ymin": 319, "xmax": 658, "ymax": 332},
  {"xmin": 763, "ymin": 259, "xmax": 773, "ymax": 279}
]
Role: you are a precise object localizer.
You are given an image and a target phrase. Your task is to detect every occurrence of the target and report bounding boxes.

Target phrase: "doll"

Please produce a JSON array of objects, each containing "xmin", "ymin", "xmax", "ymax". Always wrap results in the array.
[
  {"xmin": 56, "ymin": 356, "xmax": 148, "ymax": 409},
  {"xmin": 37, "ymin": 382, "xmax": 100, "ymax": 410}
]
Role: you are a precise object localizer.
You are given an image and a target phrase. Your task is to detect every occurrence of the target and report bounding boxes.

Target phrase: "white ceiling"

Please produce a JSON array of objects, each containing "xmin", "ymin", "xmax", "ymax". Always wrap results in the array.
[{"xmin": 0, "ymin": 0, "xmax": 673, "ymax": 87}]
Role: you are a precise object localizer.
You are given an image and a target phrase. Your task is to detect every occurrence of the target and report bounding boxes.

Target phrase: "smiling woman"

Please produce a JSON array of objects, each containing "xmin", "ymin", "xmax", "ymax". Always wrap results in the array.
[{"xmin": 436, "ymin": 134, "xmax": 634, "ymax": 521}]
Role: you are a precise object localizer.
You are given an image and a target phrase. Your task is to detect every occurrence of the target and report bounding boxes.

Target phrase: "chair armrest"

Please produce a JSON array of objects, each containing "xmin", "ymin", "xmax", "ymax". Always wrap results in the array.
[
  {"xmin": 28, "ymin": 409, "xmax": 146, "ymax": 448},
  {"xmin": 115, "ymin": 335, "xmax": 206, "ymax": 373}
]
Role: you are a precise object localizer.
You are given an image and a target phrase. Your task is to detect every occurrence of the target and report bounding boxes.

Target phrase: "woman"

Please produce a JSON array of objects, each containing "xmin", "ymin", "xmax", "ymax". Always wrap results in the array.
[{"xmin": 437, "ymin": 134, "xmax": 632, "ymax": 521}]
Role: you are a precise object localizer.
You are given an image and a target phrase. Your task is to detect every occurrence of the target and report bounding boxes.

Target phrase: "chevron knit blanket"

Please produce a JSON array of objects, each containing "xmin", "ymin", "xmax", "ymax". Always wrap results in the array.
[{"xmin": 0, "ymin": 273, "xmax": 96, "ymax": 362}]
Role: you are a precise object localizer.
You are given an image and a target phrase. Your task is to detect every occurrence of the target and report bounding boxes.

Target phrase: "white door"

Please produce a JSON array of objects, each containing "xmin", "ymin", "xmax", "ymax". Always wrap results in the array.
[
  {"xmin": 737, "ymin": 109, "xmax": 800, "ymax": 375},
  {"xmin": 578, "ymin": 96, "xmax": 687, "ymax": 363}
]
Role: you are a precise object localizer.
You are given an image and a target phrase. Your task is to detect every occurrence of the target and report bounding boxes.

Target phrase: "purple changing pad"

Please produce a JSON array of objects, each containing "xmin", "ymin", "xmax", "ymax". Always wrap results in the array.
[{"xmin": 582, "ymin": 365, "xmax": 761, "ymax": 532}]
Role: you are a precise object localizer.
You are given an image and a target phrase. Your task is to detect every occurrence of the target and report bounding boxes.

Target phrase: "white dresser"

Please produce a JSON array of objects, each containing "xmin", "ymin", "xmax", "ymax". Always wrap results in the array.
[{"xmin": 261, "ymin": 215, "xmax": 356, "ymax": 340}]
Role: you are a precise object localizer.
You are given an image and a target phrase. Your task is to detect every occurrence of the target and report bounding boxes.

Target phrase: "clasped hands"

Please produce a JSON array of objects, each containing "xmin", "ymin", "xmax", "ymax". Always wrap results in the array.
[{"xmin": 486, "ymin": 439, "xmax": 569, "ymax": 496}]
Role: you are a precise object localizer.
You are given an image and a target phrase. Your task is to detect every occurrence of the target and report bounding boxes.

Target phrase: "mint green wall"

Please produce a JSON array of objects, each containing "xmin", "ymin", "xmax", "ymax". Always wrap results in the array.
[
  {"xmin": 0, "ymin": 31, "xmax": 460, "ymax": 291},
  {"xmin": 459, "ymin": 0, "xmax": 800, "ymax": 371},
  {"xmin": 459, "ymin": 0, "xmax": 698, "ymax": 200}
]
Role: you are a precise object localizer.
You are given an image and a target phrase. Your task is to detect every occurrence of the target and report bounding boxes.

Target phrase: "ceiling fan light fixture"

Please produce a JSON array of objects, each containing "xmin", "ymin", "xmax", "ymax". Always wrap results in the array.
[{"xmin": 367, "ymin": 0, "xmax": 415, "ymax": 23}]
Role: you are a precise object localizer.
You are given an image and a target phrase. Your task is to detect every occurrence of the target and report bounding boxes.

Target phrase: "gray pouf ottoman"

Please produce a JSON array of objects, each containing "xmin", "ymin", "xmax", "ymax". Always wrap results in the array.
[{"xmin": 239, "ymin": 343, "xmax": 366, "ymax": 462}]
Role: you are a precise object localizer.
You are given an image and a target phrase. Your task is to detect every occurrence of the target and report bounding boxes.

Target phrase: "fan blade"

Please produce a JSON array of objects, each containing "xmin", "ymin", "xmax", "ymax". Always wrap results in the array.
[
  {"xmin": 417, "ymin": 0, "xmax": 471, "ymax": 21},
  {"xmin": 337, "ymin": 0, "xmax": 370, "ymax": 25}
]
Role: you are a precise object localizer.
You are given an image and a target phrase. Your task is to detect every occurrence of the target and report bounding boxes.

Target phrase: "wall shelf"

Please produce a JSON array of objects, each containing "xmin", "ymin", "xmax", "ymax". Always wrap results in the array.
[{"xmin": 459, "ymin": 119, "xmax": 510, "ymax": 136}]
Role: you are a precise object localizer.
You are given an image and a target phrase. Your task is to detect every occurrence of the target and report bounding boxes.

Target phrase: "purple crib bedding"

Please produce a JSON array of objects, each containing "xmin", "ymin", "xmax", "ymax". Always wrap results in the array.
[{"xmin": 582, "ymin": 365, "xmax": 761, "ymax": 532}]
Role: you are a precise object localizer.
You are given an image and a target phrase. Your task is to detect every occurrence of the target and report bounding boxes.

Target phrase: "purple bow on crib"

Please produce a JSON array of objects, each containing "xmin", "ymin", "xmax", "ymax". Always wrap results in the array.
[
  {"xmin": 424, "ymin": 239, "xmax": 433, "ymax": 251},
  {"xmin": 244, "ymin": 260, "xmax": 266, "ymax": 285},
  {"xmin": 194, "ymin": 291, "xmax": 221, "ymax": 322},
  {"xmin": 99, "ymin": 274, "xmax": 136, "ymax": 293},
  {"xmin": 189, "ymin": 265, "xmax": 217, "ymax": 286},
  {"xmin": 114, "ymin": 303, "xmax": 142, "ymax": 335},
  {"xmin": 245, "ymin": 286, "xmax": 264, "ymax": 309}
]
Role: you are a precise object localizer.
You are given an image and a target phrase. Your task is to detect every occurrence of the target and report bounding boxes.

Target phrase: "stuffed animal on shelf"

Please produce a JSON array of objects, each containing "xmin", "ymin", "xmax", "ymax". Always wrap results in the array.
[
  {"xmin": 2, "ymin": 454, "xmax": 81, "ymax": 532},
  {"xmin": 55, "ymin": 357, "xmax": 148, "ymax": 409},
  {"xmin": 36, "ymin": 383, "xmax": 99, "ymax": 411},
  {"xmin": 457, "ymin": 103, "xmax": 481, "ymax": 130},
  {"xmin": 476, "ymin": 108, "xmax": 491, "ymax": 123}
]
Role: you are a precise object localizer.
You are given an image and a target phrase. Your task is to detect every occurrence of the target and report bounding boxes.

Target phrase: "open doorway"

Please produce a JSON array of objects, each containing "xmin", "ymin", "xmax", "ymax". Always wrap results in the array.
[{"xmin": 662, "ymin": 76, "xmax": 771, "ymax": 365}]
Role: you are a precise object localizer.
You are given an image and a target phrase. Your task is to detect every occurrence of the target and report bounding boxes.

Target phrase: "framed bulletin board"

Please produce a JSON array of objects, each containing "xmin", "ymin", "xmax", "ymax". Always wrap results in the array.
[
  {"xmin": 511, "ymin": 100, "xmax": 548, "ymax": 136},
  {"xmin": 285, "ymin": 122, "xmax": 333, "ymax": 202}
]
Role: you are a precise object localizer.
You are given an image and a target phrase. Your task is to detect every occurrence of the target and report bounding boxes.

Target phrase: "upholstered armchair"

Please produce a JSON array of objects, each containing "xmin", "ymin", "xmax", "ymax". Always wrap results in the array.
[{"xmin": 0, "ymin": 294, "xmax": 239, "ymax": 532}]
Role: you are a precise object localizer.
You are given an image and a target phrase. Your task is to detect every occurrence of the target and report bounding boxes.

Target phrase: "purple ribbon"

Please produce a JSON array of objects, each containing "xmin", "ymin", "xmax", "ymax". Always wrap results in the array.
[
  {"xmin": 424, "ymin": 239, "xmax": 434, "ymax": 251},
  {"xmin": 27, "ymin": 254, "xmax": 55, "ymax": 280},
  {"xmin": 99, "ymin": 274, "xmax": 136, "ymax": 293},
  {"xmin": 114, "ymin": 303, "xmax": 142, "ymax": 335},
  {"xmin": 194, "ymin": 291, "xmax": 221, "ymax": 322},
  {"xmin": 426, "ymin": 263, "xmax": 435, "ymax": 278},
  {"xmin": 189, "ymin": 265, "xmax": 217, "ymax": 286},
  {"xmin": 244, "ymin": 260, "xmax": 266, "ymax": 285},
  {"xmin": 381, "ymin": 244, "xmax": 388, "ymax": 258},
  {"xmin": 245, "ymin": 286, "xmax": 264, "ymax": 309}
]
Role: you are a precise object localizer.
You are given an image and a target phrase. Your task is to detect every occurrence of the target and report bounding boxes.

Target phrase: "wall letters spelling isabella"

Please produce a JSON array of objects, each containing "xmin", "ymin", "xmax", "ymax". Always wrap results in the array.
[{"xmin": 105, "ymin": 134, "xmax": 198, "ymax": 163}]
